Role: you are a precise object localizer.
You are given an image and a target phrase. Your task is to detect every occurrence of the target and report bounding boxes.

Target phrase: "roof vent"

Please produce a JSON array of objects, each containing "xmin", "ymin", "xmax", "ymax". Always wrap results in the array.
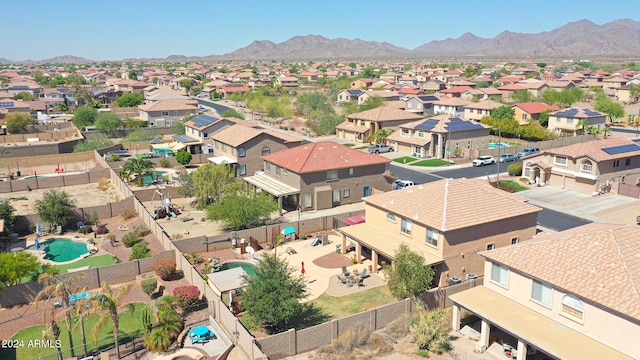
[
  {"xmin": 414, "ymin": 214, "xmax": 419, "ymax": 219},
  {"xmin": 389, "ymin": 199, "xmax": 394, "ymax": 205}
]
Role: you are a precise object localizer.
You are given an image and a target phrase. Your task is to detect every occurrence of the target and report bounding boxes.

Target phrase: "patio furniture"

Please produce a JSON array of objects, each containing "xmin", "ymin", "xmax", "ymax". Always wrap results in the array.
[
  {"xmin": 359, "ymin": 268, "xmax": 368, "ymax": 279},
  {"xmin": 356, "ymin": 277, "xmax": 365, "ymax": 287},
  {"xmin": 188, "ymin": 326, "xmax": 215, "ymax": 344},
  {"xmin": 337, "ymin": 275, "xmax": 348, "ymax": 285},
  {"xmin": 341, "ymin": 266, "xmax": 350, "ymax": 277}
]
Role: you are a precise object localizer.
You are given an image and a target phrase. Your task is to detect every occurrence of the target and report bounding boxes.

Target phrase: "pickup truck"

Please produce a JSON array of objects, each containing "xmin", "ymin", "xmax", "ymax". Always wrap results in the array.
[{"xmin": 368, "ymin": 144, "xmax": 394, "ymax": 154}]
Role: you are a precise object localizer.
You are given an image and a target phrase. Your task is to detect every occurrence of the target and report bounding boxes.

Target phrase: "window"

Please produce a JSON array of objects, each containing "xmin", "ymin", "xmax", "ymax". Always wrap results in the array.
[
  {"xmin": 282, "ymin": 168, "xmax": 288, "ymax": 175},
  {"xmin": 401, "ymin": 128, "xmax": 411, "ymax": 136},
  {"xmin": 232, "ymin": 148, "xmax": 237, "ymax": 156},
  {"xmin": 264, "ymin": 161, "xmax": 271, "ymax": 172},
  {"xmin": 400, "ymin": 218, "xmax": 412, "ymax": 235},
  {"xmin": 490, "ymin": 262, "xmax": 509, "ymax": 287},
  {"xmin": 511, "ymin": 237, "xmax": 519, "ymax": 245},
  {"xmin": 238, "ymin": 147, "xmax": 246, "ymax": 157},
  {"xmin": 303, "ymin": 194, "xmax": 312, "ymax": 208},
  {"xmin": 531, "ymin": 279, "xmax": 552, "ymax": 307},
  {"xmin": 486, "ymin": 243, "xmax": 495, "ymax": 251},
  {"xmin": 332, "ymin": 190, "xmax": 340, "ymax": 203},
  {"xmin": 417, "ymin": 131, "xmax": 425, "ymax": 138},
  {"xmin": 275, "ymin": 166, "xmax": 281, "ymax": 176},
  {"xmin": 261, "ymin": 146, "xmax": 270, "ymax": 155},
  {"xmin": 613, "ymin": 159, "xmax": 620, "ymax": 168},
  {"xmin": 326, "ymin": 170, "xmax": 338, "ymax": 181},
  {"xmin": 455, "ymin": 142, "xmax": 460, "ymax": 149},
  {"xmin": 567, "ymin": 118, "xmax": 574, "ymax": 124},
  {"xmin": 522, "ymin": 114, "xmax": 527, "ymax": 120},
  {"xmin": 215, "ymin": 141, "xmax": 219, "ymax": 149},
  {"xmin": 348, "ymin": 168, "xmax": 354, "ymax": 176},
  {"xmin": 173, "ymin": 111, "xmax": 178, "ymax": 116},
  {"xmin": 203, "ymin": 132, "xmax": 208, "ymax": 138},
  {"xmin": 467, "ymin": 140, "xmax": 472, "ymax": 149},
  {"xmin": 343, "ymin": 189, "xmax": 350, "ymax": 198},
  {"xmin": 222, "ymin": 144, "xmax": 227, "ymax": 152},
  {"xmin": 561, "ymin": 295, "xmax": 584, "ymax": 321},
  {"xmin": 161, "ymin": 111, "xmax": 169, "ymax": 116},
  {"xmin": 625, "ymin": 158, "xmax": 631, "ymax": 166},
  {"xmin": 386, "ymin": 213, "xmax": 396, "ymax": 222},
  {"xmin": 426, "ymin": 228, "xmax": 438, "ymax": 247},
  {"xmin": 239, "ymin": 165, "xmax": 246, "ymax": 176},
  {"xmin": 554, "ymin": 155, "xmax": 568, "ymax": 166},
  {"xmin": 580, "ymin": 160, "xmax": 593, "ymax": 174},
  {"xmin": 360, "ymin": 120, "xmax": 365, "ymax": 126}
]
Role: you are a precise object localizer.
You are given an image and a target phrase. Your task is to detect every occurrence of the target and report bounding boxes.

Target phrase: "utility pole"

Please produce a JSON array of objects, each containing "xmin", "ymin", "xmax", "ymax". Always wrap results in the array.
[{"xmin": 496, "ymin": 128, "xmax": 501, "ymax": 185}]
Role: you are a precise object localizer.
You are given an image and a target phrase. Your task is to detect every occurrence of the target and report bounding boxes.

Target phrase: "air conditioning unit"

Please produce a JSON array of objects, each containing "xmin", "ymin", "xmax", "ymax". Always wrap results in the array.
[{"xmin": 635, "ymin": 177, "xmax": 640, "ymax": 185}]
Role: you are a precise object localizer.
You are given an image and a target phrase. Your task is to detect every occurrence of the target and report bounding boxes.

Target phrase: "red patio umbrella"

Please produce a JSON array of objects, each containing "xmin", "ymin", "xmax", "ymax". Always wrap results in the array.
[{"xmin": 301, "ymin": 261, "xmax": 305, "ymax": 275}]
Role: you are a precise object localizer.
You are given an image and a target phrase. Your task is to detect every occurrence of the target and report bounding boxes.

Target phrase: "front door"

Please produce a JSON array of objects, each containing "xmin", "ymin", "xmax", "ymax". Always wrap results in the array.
[{"xmin": 363, "ymin": 186, "xmax": 371, "ymax": 197}]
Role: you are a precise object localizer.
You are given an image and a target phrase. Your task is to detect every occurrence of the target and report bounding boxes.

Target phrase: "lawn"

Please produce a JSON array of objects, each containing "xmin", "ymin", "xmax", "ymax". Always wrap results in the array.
[
  {"xmin": 410, "ymin": 159, "xmax": 450, "ymax": 167},
  {"xmin": 343, "ymin": 143, "xmax": 356, "ymax": 147},
  {"xmin": 12, "ymin": 302, "xmax": 146, "ymax": 360},
  {"xmin": 355, "ymin": 146, "xmax": 369, "ymax": 150},
  {"xmin": 393, "ymin": 156, "xmax": 417, "ymax": 164},
  {"xmin": 309, "ymin": 285, "xmax": 396, "ymax": 320},
  {"xmin": 498, "ymin": 180, "xmax": 528, "ymax": 192},
  {"xmin": 55, "ymin": 254, "xmax": 118, "ymax": 273}
]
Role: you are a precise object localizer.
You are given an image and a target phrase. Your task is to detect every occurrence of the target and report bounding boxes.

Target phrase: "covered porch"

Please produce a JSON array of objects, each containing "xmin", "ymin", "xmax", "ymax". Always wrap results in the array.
[
  {"xmin": 450, "ymin": 286, "xmax": 633, "ymax": 360},
  {"xmin": 244, "ymin": 174, "xmax": 300, "ymax": 216}
]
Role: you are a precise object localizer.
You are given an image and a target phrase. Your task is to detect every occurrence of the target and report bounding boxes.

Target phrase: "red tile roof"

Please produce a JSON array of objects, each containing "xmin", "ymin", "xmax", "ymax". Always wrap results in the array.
[
  {"xmin": 262, "ymin": 141, "xmax": 390, "ymax": 173},
  {"xmin": 515, "ymin": 102, "xmax": 560, "ymax": 115},
  {"xmin": 440, "ymin": 85, "xmax": 473, "ymax": 94}
]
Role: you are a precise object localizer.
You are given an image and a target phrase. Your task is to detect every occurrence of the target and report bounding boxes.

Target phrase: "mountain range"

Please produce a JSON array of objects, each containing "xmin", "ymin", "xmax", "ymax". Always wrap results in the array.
[{"xmin": 5, "ymin": 19, "xmax": 640, "ymax": 63}]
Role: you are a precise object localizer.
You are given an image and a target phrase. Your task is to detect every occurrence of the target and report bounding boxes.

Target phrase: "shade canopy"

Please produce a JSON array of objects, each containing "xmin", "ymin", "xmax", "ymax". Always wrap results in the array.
[{"xmin": 345, "ymin": 213, "xmax": 366, "ymax": 225}]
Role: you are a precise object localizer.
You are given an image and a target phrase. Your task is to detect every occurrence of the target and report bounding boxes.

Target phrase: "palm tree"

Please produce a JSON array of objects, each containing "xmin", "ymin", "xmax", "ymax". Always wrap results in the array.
[
  {"xmin": 144, "ymin": 329, "xmax": 171, "ymax": 353},
  {"xmin": 141, "ymin": 299, "xmax": 183, "ymax": 353},
  {"xmin": 35, "ymin": 273, "xmax": 86, "ymax": 358},
  {"xmin": 575, "ymin": 119, "xmax": 591, "ymax": 139},
  {"xmin": 74, "ymin": 295, "xmax": 99, "ymax": 358},
  {"xmin": 374, "ymin": 128, "xmax": 393, "ymax": 144},
  {"xmin": 92, "ymin": 282, "xmax": 135, "ymax": 359},
  {"xmin": 123, "ymin": 158, "xmax": 156, "ymax": 186},
  {"xmin": 42, "ymin": 305, "xmax": 64, "ymax": 360}
]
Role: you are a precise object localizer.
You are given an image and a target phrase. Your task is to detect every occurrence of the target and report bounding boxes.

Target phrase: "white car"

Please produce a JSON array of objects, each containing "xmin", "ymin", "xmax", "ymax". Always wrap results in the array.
[
  {"xmin": 472, "ymin": 156, "xmax": 496, "ymax": 167},
  {"xmin": 395, "ymin": 180, "xmax": 415, "ymax": 190}
]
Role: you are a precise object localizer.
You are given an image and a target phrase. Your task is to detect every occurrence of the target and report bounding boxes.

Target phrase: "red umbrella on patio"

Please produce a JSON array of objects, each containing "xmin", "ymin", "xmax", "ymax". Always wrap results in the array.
[{"xmin": 301, "ymin": 261, "xmax": 305, "ymax": 275}]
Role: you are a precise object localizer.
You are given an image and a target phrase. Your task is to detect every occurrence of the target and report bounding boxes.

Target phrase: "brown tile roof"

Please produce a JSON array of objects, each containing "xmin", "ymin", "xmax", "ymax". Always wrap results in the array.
[
  {"xmin": 364, "ymin": 178, "xmax": 541, "ymax": 231},
  {"xmin": 262, "ymin": 141, "xmax": 390, "ymax": 173},
  {"xmin": 515, "ymin": 102, "xmax": 560, "ymax": 114},
  {"xmin": 544, "ymin": 138, "xmax": 640, "ymax": 162},
  {"xmin": 345, "ymin": 106, "xmax": 423, "ymax": 122},
  {"xmin": 211, "ymin": 124, "xmax": 300, "ymax": 147},
  {"xmin": 433, "ymin": 97, "xmax": 472, "ymax": 107},
  {"xmin": 335, "ymin": 120, "xmax": 369, "ymax": 133},
  {"xmin": 464, "ymin": 99, "xmax": 503, "ymax": 110},
  {"xmin": 481, "ymin": 223, "xmax": 640, "ymax": 321},
  {"xmin": 138, "ymin": 99, "xmax": 198, "ymax": 112}
]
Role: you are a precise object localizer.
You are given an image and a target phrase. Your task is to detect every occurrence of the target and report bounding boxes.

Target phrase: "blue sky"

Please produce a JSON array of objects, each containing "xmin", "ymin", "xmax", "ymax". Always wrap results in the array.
[{"xmin": 2, "ymin": 0, "xmax": 638, "ymax": 61}]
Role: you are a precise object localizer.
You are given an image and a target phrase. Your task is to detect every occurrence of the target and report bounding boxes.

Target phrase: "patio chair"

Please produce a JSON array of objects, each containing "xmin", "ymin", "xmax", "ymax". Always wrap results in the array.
[
  {"xmin": 341, "ymin": 266, "xmax": 350, "ymax": 277},
  {"xmin": 356, "ymin": 277, "xmax": 365, "ymax": 287},
  {"xmin": 337, "ymin": 275, "xmax": 348, "ymax": 285},
  {"xmin": 359, "ymin": 268, "xmax": 368, "ymax": 279}
]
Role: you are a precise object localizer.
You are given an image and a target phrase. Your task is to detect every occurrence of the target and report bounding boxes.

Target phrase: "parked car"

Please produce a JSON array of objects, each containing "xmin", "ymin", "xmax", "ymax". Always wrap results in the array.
[
  {"xmin": 499, "ymin": 153, "xmax": 518, "ymax": 163},
  {"xmin": 517, "ymin": 147, "xmax": 540, "ymax": 159},
  {"xmin": 367, "ymin": 143, "xmax": 394, "ymax": 154},
  {"xmin": 395, "ymin": 180, "xmax": 415, "ymax": 190},
  {"xmin": 472, "ymin": 156, "xmax": 496, "ymax": 167}
]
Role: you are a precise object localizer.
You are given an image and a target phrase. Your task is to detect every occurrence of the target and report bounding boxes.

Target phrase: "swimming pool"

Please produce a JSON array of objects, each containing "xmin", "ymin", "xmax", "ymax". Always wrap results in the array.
[
  {"xmin": 27, "ymin": 238, "xmax": 88, "ymax": 262},
  {"xmin": 24, "ymin": 175, "xmax": 47, "ymax": 180},
  {"xmin": 218, "ymin": 260, "xmax": 256, "ymax": 277}
]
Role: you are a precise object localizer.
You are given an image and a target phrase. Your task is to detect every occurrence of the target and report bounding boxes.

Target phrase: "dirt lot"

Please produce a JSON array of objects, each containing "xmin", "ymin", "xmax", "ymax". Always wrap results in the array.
[{"xmin": 0, "ymin": 180, "xmax": 123, "ymax": 216}]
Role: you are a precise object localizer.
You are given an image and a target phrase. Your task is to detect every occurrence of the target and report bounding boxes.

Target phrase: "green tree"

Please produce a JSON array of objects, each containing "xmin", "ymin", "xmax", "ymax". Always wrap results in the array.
[
  {"xmin": 94, "ymin": 113, "xmax": 122, "ymax": 132},
  {"xmin": 53, "ymin": 102, "xmax": 68, "ymax": 112},
  {"xmin": 359, "ymin": 96, "xmax": 384, "ymax": 112},
  {"xmin": 34, "ymin": 189, "xmax": 76, "ymax": 228},
  {"xmin": 0, "ymin": 199, "xmax": 16, "ymax": 232},
  {"xmin": 491, "ymin": 105, "xmax": 515, "ymax": 121},
  {"xmin": 360, "ymin": 66, "xmax": 376, "ymax": 79},
  {"xmin": 36, "ymin": 273, "xmax": 86, "ymax": 358},
  {"xmin": 142, "ymin": 301, "xmax": 183, "ymax": 352},
  {"xmin": 33, "ymin": 70, "xmax": 47, "ymax": 84},
  {"xmin": 178, "ymin": 172, "xmax": 194, "ymax": 197},
  {"xmin": 295, "ymin": 91, "xmax": 333, "ymax": 117},
  {"xmin": 128, "ymin": 70, "xmax": 137, "ymax": 80},
  {"xmin": 175, "ymin": 151, "xmax": 192, "ymax": 166},
  {"xmin": 130, "ymin": 242, "xmax": 151, "ymax": 260},
  {"xmin": 115, "ymin": 93, "xmax": 144, "ymax": 107},
  {"xmin": 4, "ymin": 112, "xmax": 34, "ymax": 133},
  {"xmin": 241, "ymin": 253, "xmax": 305, "ymax": 333},
  {"xmin": 73, "ymin": 133, "xmax": 114, "ymax": 152},
  {"xmin": 222, "ymin": 108, "xmax": 245, "ymax": 119},
  {"xmin": 594, "ymin": 97, "xmax": 625, "ymax": 123},
  {"xmin": 312, "ymin": 113, "xmax": 344, "ymax": 136},
  {"xmin": 73, "ymin": 106, "xmax": 98, "ymax": 127},
  {"xmin": 123, "ymin": 118, "xmax": 145, "ymax": 129},
  {"xmin": 92, "ymin": 282, "xmax": 135, "ymax": 360},
  {"xmin": 384, "ymin": 244, "xmax": 434, "ymax": 299},
  {"xmin": 512, "ymin": 90, "xmax": 534, "ymax": 103},
  {"xmin": 0, "ymin": 252, "xmax": 41, "ymax": 293},
  {"xmin": 538, "ymin": 109, "xmax": 552, "ymax": 127},
  {"xmin": 13, "ymin": 91, "xmax": 36, "ymax": 101},
  {"xmin": 192, "ymin": 163, "xmax": 235, "ymax": 208},
  {"xmin": 179, "ymin": 78, "xmax": 193, "ymax": 95},
  {"xmin": 123, "ymin": 158, "xmax": 156, "ymax": 186},
  {"xmin": 207, "ymin": 184, "xmax": 278, "ymax": 230}
]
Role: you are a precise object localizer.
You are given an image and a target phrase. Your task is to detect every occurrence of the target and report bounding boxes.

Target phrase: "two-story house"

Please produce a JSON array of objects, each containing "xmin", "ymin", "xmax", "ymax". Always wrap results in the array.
[
  {"xmin": 523, "ymin": 137, "xmax": 640, "ymax": 194},
  {"xmin": 450, "ymin": 223, "xmax": 639, "ymax": 359},
  {"xmin": 547, "ymin": 107, "xmax": 607, "ymax": 137},
  {"xmin": 404, "ymin": 95, "xmax": 439, "ymax": 115},
  {"xmin": 463, "ymin": 99, "xmax": 503, "ymax": 122},
  {"xmin": 336, "ymin": 106, "xmax": 423, "ymax": 143},
  {"xmin": 336, "ymin": 89, "xmax": 364, "ymax": 105},
  {"xmin": 337, "ymin": 178, "xmax": 541, "ymax": 286},
  {"xmin": 184, "ymin": 114, "xmax": 259, "ymax": 150},
  {"xmin": 275, "ymin": 76, "xmax": 298, "ymax": 88},
  {"xmin": 513, "ymin": 102, "xmax": 560, "ymax": 125},
  {"xmin": 244, "ymin": 142, "xmax": 392, "ymax": 214},
  {"xmin": 351, "ymin": 78, "xmax": 373, "ymax": 89},
  {"xmin": 386, "ymin": 115, "xmax": 490, "ymax": 159},
  {"xmin": 433, "ymin": 97, "xmax": 472, "ymax": 117},
  {"xmin": 208, "ymin": 125, "xmax": 302, "ymax": 178},
  {"xmin": 137, "ymin": 98, "xmax": 198, "ymax": 127}
]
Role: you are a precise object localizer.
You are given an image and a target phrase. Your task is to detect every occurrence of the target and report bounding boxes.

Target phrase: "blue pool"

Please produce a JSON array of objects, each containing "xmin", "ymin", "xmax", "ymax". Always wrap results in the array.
[
  {"xmin": 218, "ymin": 261, "xmax": 257, "ymax": 277},
  {"xmin": 28, "ymin": 238, "xmax": 88, "ymax": 262}
]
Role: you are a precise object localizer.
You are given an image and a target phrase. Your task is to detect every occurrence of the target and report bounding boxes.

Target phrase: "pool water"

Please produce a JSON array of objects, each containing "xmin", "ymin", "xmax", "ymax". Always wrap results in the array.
[
  {"xmin": 24, "ymin": 175, "xmax": 47, "ymax": 179},
  {"xmin": 28, "ymin": 238, "xmax": 88, "ymax": 262},
  {"xmin": 218, "ymin": 261, "xmax": 256, "ymax": 277}
]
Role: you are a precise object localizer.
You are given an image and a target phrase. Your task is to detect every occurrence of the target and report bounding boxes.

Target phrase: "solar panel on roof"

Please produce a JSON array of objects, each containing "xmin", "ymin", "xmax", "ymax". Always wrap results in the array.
[
  {"xmin": 191, "ymin": 114, "xmax": 219, "ymax": 127},
  {"xmin": 0, "ymin": 101, "xmax": 15, "ymax": 107},
  {"xmin": 602, "ymin": 144, "xmax": 640, "ymax": 155},
  {"xmin": 173, "ymin": 135, "xmax": 199, "ymax": 143},
  {"xmin": 583, "ymin": 109, "xmax": 601, "ymax": 116},
  {"xmin": 415, "ymin": 119, "xmax": 439, "ymax": 131}
]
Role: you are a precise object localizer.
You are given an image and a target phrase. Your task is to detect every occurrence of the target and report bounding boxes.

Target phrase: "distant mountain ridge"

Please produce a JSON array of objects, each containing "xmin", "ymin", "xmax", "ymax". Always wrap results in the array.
[{"xmin": 5, "ymin": 19, "xmax": 640, "ymax": 63}]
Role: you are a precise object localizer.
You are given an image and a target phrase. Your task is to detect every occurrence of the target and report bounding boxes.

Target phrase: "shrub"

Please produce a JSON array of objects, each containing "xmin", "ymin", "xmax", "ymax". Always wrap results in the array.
[
  {"xmin": 159, "ymin": 159, "xmax": 170, "ymax": 168},
  {"xmin": 172, "ymin": 285, "xmax": 201, "ymax": 308},
  {"xmin": 507, "ymin": 163, "xmax": 523, "ymax": 176},
  {"xmin": 108, "ymin": 154, "xmax": 122, "ymax": 162},
  {"xmin": 95, "ymin": 224, "xmax": 108, "ymax": 235},
  {"xmin": 135, "ymin": 224, "xmax": 151, "ymax": 237},
  {"xmin": 130, "ymin": 242, "xmax": 151, "ymax": 260},
  {"xmin": 154, "ymin": 259, "xmax": 177, "ymax": 280},
  {"xmin": 121, "ymin": 208, "xmax": 137, "ymax": 220},
  {"xmin": 122, "ymin": 229, "xmax": 142, "ymax": 248},
  {"xmin": 78, "ymin": 226, "xmax": 93, "ymax": 234},
  {"xmin": 141, "ymin": 277, "xmax": 157, "ymax": 295}
]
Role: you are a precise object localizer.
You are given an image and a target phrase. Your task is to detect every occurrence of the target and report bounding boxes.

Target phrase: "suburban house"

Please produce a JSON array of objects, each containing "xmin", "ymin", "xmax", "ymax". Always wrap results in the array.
[
  {"xmin": 337, "ymin": 178, "xmax": 541, "ymax": 287},
  {"xmin": 433, "ymin": 97, "xmax": 472, "ymax": 117},
  {"xmin": 351, "ymin": 78, "xmax": 373, "ymax": 89},
  {"xmin": 217, "ymin": 83, "xmax": 250, "ymax": 98},
  {"xmin": 208, "ymin": 124, "xmax": 303, "ymax": 178},
  {"xmin": 547, "ymin": 107, "xmax": 607, "ymax": 137},
  {"xmin": 184, "ymin": 114, "xmax": 259, "ymax": 150},
  {"xmin": 498, "ymin": 84, "xmax": 529, "ymax": 102},
  {"xmin": 461, "ymin": 87, "xmax": 503, "ymax": 101},
  {"xmin": 513, "ymin": 102, "xmax": 560, "ymax": 125},
  {"xmin": 137, "ymin": 98, "xmax": 198, "ymax": 127},
  {"xmin": 357, "ymin": 90, "xmax": 401, "ymax": 105},
  {"xmin": 463, "ymin": 100, "xmax": 503, "ymax": 122},
  {"xmin": 335, "ymin": 106, "xmax": 423, "ymax": 143},
  {"xmin": 522, "ymin": 137, "xmax": 640, "ymax": 194},
  {"xmin": 336, "ymin": 89, "xmax": 364, "ymax": 105},
  {"xmin": 275, "ymin": 76, "xmax": 298, "ymax": 88},
  {"xmin": 244, "ymin": 142, "xmax": 392, "ymax": 213},
  {"xmin": 386, "ymin": 115, "xmax": 490, "ymax": 159},
  {"xmin": 614, "ymin": 82, "xmax": 640, "ymax": 104},
  {"xmin": 404, "ymin": 95, "xmax": 439, "ymax": 115},
  {"xmin": 450, "ymin": 223, "xmax": 639, "ymax": 359}
]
